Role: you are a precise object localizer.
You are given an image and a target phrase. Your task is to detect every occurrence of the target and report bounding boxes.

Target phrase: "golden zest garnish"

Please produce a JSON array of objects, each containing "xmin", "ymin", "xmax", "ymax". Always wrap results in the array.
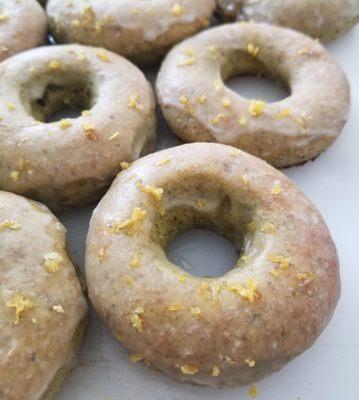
[
  {"xmin": 247, "ymin": 43, "xmax": 260, "ymax": 57},
  {"xmin": 210, "ymin": 113, "xmax": 225, "ymax": 125},
  {"xmin": 271, "ymin": 184, "xmax": 282, "ymax": 195},
  {"xmin": 130, "ymin": 307, "xmax": 144, "ymax": 333},
  {"xmin": 245, "ymin": 358, "xmax": 256, "ymax": 368},
  {"xmin": 43, "ymin": 252, "xmax": 63, "ymax": 273},
  {"xmin": 242, "ymin": 174, "xmax": 250, "ymax": 186},
  {"xmin": 0, "ymin": 219, "xmax": 21, "ymax": 232},
  {"xmin": 177, "ymin": 56, "xmax": 197, "ymax": 67},
  {"xmin": 167, "ymin": 303, "xmax": 185, "ymax": 312},
  {"xmin": 212, "ymin": 365, "xmax": 221, "ymax": 377},
  {"xmin": 95, "ymin": 49, "xmax": 110, "ymax": 62},
  {"xmin": 296, "ymin": 272, "xmax": 317, "ymax": 282},
  {"xmin": 155, "ymin": 158, "xmax": 171, "ymax": 167},
  {"xmin": 120, "ymin": 161, "xmax": 130, "ymax": 170},
  {"xmin": 227, "ymin": 278, "xmax": 261, "ymax": 303},
  {"xmin": 196, "ymin": 199, "xmax": 207, "ymax": 208},
  {"xmin": 109, "ymin": 131, "xmax": 121, "ymax": 141},
  {"xmin": 48, "ymin": 60, "xmax": 62, "ymax": 71},
  {"xmin": 249, "ymin": 100, "xmax": 266, "ymax": 117},
  {"xmin": 108, "ymin": 207, "xmax": 147, "ymax": 236},
  {"xmin": 197, "ymin": 95, "xmax": 207, "ymax": 104},
  {"xmin": 81, "ymin": 110, "xmax": 91, "ymax": 117},
  {"xmin": 275, "ymin": 108, "xmax": 292, "ymax": 119},
  {"xmin": 222, "ymin": 97, "xmax": 231, "ymax": 108},
  {"xmin": 128, "ymin": 94, "xmax": 143, "ymax": 111},
  {"xmin": 190, "ymin": 307, "xmax": 201, "ymax": 318},
  {"xmin": 10, "ymin": 171, "xmax": 20, "ymax": 182},
  {"xmin": 59, "ymin": 119, "xmax": 72, "ymax": 129},
  {"xmin": 136, "ymin": 180, "xmax": 164, "ymax": 202},
  {"xmin": 82, "ymin": 123, "xmax": 99, "ymax": 141},
  {"xmin": 53, "ymin": 305, "xmax": 65, "ymax": 313},
  {"xmin": 268, "ymin": 253, "xmax": 291, "ymax": 277},
  {"xmin": 198, "ymin": 282, "xmax": 221, "ymax": 301},
  {"xmin": 225, "ymin": 356, "xmax": 236, "ymax": 365},
  {"xmin": 130, "ymin": 354, "xmax": 144, "ymax": 364},
  {"xmin": 97, "ymin": 247, "xmax": 106, "ymax": 263},
  {"xmin": 171, "ymin": 3, "xmax": 185, "ymax": 17},
  {"xmin": 180, "ymin": 364, "xmax": 198, "ymax": 375},
  {"xmin": 6, "ymin": 102, "xmax": 15, "ymax": 111},
  {"xmin": 238, "ymin": 115, "xmax": 248, "ymax": 126},
  {"xmin": 261, "ymin": 222, "xmax": 277, "ymax": 234},
  {"xmin": 6, "ymin": 294, "xmax": 35, "ymax": 325},
  {"xmin": 123, "ymin": 275, "xmax": 135, "ymax": 286},
  {"xmin": 248, "ymin": 384, "xmax": 259, "ymax": 398},
  {"xmin": 229, "ymin": 148, "xmax": 241, "ymax": 157},
  {"xmin": 137, "ymin": 180, "xmax": 165, "ymax": 215},
  {"xmin": 130, "ymin": 252, "xmax": 142, "ymax": 269}
]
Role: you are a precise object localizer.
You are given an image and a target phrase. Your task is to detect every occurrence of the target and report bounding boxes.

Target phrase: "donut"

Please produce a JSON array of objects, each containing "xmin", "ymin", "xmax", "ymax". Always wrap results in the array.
[
  {"xmin": 85, "ymin": 142, "xmax": 340, "ymax": 388},
  {"xmin": 0, "ymin": 0, "xmax": 47, "ymax": 62},
  {"xmin": 46, "ymin": 0, "xmax": 216, "ymax": 65},
  {"xmin": 216, "ymin": 0, "xmax": 359, "ymax": 42},
  {"xmin": 156, "ymin": 23, "xmax": 350, "ymax": 168},
  {"xmin": 0, "ymin": 191, "xmax": 87, "ymax": 399},
  {"xmin": 0, "ymin": 44, "xmax": 156, "ymax": 210}
]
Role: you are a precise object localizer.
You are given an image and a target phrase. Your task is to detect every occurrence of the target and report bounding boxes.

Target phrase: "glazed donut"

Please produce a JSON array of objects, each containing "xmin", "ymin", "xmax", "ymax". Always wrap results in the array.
[
  {"xmin": 0, "ymin": 0, "xmax": 47, "ymax": 62},
  {"xmin": 0, "ymin": 44, "xmax": 156, "ymax": 210},
  {"xmin": 46, "ymin": 0, "xmax": 216, "ymax": 65},
  {"xmin": 156, "ymin": 23, "xmax": 350, "ymax": 168},
  {"xmin": 216, "ymin": 0, "xmax": 359, "ymax": 42},
  {"xmin": 85, "ymin": 142, "xmax": 340, "ymax": 388},
  {"xmin": 0, "ymin": 191, "xmax": 87, "ymax": 399}
]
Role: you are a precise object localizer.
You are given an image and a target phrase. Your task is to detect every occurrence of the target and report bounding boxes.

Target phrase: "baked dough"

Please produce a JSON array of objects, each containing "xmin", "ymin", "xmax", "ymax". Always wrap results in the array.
[
  {"xmin": 216, "ymin": 0, "xmax": 359, "ymax": 42},
  {"xmin": 0, "ymin": 0, "xmax": 47, "ymax": 62},
  {"xmin": 156, "ymin": 23, "xmax": 350, "ymax": 168},
  {"xmin": 46, "ymin": 0, "xmax": 216, "ymax": 65},
  {"xmin": 0, "ymin": 191, "xmax": 88, "ymax": 400},
  {"xmin": 85, "ymin": 142, "xmax": 340, "ymax": 388},
  {"xmin": 0, "ymin": 44, "xmax": 156, "ymax": 210}
]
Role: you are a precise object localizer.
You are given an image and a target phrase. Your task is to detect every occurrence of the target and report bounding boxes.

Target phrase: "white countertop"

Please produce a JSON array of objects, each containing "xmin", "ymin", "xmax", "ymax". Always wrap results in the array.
[{"xmin": 57, "ymin": 26, "xmax": 359, "ymax": 400}]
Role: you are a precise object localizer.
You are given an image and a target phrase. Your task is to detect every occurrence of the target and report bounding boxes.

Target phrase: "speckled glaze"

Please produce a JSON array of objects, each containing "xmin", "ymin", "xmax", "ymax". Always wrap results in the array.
[
  {"xmin": 85, "ymin": 143, "xmax": 340, "ymax": 388},
  {"xmin": 0, "ymin": 44, "xmax": 156, "ymax": 210},
  {"xmin": 0, "ymin": 0, "xmax": 47, "ymax": 62},
  {"xmin": 0, "ymin": 191, "xmax": 88, "ymax": 400},
  {"xmin": 216, "ymin": 0, "xmax": 359, "ymax": 42},
  {"xmin": 46, "ymin": 0, "xmax": 216, "ymax": 65},
  {"xmin": 156, "ymin": 23, "xmax": 350, "ymax": 168}
]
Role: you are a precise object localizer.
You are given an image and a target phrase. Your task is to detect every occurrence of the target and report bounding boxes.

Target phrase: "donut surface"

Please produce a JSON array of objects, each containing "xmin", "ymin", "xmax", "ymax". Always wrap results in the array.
[
  {"xmin": 46, "ymin": 0, "xmax": 216, "ymax": 65},
  {"xmin": 0, "ymin": 191, "xmax": 87, "ymax": 400},
  {"xmin": 216, "ymin": 0, "xmax": 359, "ymax": 42},
  {"xmin": 0, "ymin": 0, "xmax": 47, "ymax": 62},
  {"xmin": 157, "ymin": 23, "xmax": 350, "ymax": 168},
  {"xmin": 0, "ymin": 44, "xmax": 156, "ymax": 210},
  {"xmin": 85, "ymin": 143, "xmax": 340, "ymax": 388}
]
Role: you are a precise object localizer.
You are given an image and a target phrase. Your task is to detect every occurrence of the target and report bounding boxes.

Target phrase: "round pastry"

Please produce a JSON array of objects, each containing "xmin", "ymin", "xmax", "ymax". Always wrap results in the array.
[
  {"xmin": 46, "ymin": 0, "xmax": 216, "ymax": 65},
  {"xmin": 156, "ymin": 23, "xmax": 350, "ymax": 168},
  {"xmin": 0, "ymin": 44, "xmax": 156, "ymax": 210},
  {"xmin": 0, "ymin": 0, "xmax": 47, "ymax": 62},
  {"xmin": 0, "ymin": 191, "xmax": 88, "ymax": 399},
  {"xmin": 216, "ymin": 0, "xmax": 359, "ymax": 42},
  {"xmin": 85, "ymin": 142, "xmax": 340, "ymax": 388}
]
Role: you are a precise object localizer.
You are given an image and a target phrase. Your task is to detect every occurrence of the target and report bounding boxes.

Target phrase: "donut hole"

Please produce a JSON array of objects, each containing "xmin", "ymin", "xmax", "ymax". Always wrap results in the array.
[
  {"xmin": 226, "ymin": 75, "xmax": 290, "ymax": 103},
  {"xmin": 221, "ymin": 49, "xmax": 291, "ymax": 103},
  {"xmin": 166, "ymin": 228, "xmax": 239, "ymax": 278},
  {"xmin": 151, "ymin": 175, "xmax": 255, "ymax": 278},
  {"xmin": 20, "ymin": 73, "xmax": 94, "ymax": 122},
  {"xmin": 30, "ymin": 83, "xmax": 93, "ymax": 123}
]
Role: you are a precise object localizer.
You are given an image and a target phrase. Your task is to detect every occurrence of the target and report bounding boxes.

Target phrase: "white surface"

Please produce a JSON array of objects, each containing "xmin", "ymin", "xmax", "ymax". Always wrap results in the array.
[{"xmin": 57, "ymin": 27, "xmax": 359, "ymax": 399}]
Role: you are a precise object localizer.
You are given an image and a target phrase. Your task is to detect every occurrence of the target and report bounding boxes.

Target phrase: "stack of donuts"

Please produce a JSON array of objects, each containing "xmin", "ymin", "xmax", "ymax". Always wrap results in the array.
[{"xmin": 0, "ymin": 0, "xmax": 357, "ymax": 398}]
